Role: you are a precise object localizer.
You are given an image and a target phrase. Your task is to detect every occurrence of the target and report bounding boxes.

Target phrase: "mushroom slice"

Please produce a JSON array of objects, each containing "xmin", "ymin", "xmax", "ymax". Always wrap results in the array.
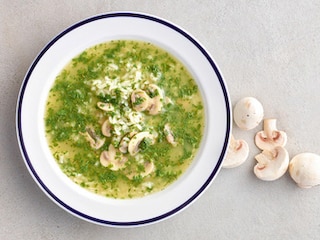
[
  {"xmin": 233, "ymin": 97, "xmax": 264, "ymax": 130},
  {"xmin": 119, "ymin": 135, "xmax": 131, "ymax": 153},
  {"xmin": 131, "ymin": 89, "xmax": 150, "ymax": 112},
  {"xmin": 255, "ymin": 118, "xmax": 287, "ymax": 151},
  {"xmin": 141, "ymin": 161, "xmax": 155, "ymax": 177},
  {"xmin": 148, "ymin": 98, "xmax": 162, "ymax": 115},
  {"xmin": 128, "ymin": 132, "xmax": 155, "ymax": 156},
  {"xmin": 97, "ymin": 102, "xmax": 114, "ymax": 112},
  {"xmin": 147, "ymin": 84, "xmax": 163, "ymax": 98},
  {"xmin": 289, "ymin": 153, "xmax": 320, "ymax": 188},
  {"xmin": 83, "ymin": 127, "xmax": 105, "ymax": 149},
  {"xmin": 222, "ymin": 135, "xmax": 249, "ymax": 168},
  {"xmin": 254, "ymin": 146, "xmax": 289, "ymax": 181},
  {"xmin": 100, "ymin": 144, "xmax": 127, "ymax": 171},
  {"xmin": 101, "ymin": 119, "xmax": 112, "ymax": 137},
  {"xmin": 164, "ymin": 123, "xmax": 177, "ymax": 146},
  {"xmin": 100, "ymin": 144, "xmax": 116, "ymax": 167},
  {"xmin": 127, "ymin": 161, "xmax": 155, "ymax": 180},
  {"xmin": 146, "ymin": 84, "xmax": 163, "ymax": 115},
  {"xmin": 119, "ymin": 132, "xmax": 137, "ymax": 154}
]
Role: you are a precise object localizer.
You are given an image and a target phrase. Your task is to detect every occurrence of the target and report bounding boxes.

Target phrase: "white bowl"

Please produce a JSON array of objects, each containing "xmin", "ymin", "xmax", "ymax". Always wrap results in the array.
[{"xmin": 16, "ymin": 12, "xmax": 231, "ymax": 227}]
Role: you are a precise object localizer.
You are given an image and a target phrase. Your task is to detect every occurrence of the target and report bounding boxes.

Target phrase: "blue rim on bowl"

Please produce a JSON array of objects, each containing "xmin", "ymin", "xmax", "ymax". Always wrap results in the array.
[{"xmin": 16, "ymin": 12, "xmax": 231, "ymax": 227}]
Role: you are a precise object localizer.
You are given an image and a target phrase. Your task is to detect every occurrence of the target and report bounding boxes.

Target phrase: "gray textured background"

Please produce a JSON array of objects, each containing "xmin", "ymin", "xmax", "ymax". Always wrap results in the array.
[{"xmin": 1, "ymin": 1, "xmax": 320, "ymax": 239}]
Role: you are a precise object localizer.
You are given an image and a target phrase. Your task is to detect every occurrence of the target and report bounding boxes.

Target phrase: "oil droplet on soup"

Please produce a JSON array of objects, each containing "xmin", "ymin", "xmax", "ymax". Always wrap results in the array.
[{"xmin": 45, "ymin": 40, "xmax": 204, "ymax": 199}]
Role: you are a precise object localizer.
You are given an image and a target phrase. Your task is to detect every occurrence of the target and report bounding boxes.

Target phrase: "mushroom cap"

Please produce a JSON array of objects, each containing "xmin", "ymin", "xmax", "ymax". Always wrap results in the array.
[
  {"xmin": 222, "ymin": 135, "xmax": 249, "ymax": 168},
  {"xmin": 254, "ymin": 146, "xmax": 289, "ymax": 181},
  {"xmin": 233, "ymin": 97, "xmax": 264, "ymax": 130},
  {"xmin": 255, "ymin": 118, "xmax": 287, "ymax": 151},
  {"xmin": 289, "ymin": 153, "xmax": 320, "ymax": 188}
]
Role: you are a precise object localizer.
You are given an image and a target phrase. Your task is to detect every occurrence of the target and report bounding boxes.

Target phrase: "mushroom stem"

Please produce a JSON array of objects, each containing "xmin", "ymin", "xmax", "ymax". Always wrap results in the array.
[{"xmin": 264, "ymin": 118, "xmax": 277, "ymax": 139}]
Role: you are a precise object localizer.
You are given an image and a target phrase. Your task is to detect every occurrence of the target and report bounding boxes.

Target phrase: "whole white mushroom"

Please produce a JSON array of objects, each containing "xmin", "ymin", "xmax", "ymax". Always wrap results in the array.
[
  {"xmin": 233, "ymin": 97, "xmax": 264, "ymax": 130},
  {"xmin": 289, "ymin": 153, "xmax": 320, "ymax": 188}
]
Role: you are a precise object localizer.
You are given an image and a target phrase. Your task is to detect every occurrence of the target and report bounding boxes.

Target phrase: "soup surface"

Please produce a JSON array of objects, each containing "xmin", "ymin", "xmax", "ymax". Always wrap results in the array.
[{"xmin": 45, "ymin": 40, "xmax": 204, "ymax": 198}]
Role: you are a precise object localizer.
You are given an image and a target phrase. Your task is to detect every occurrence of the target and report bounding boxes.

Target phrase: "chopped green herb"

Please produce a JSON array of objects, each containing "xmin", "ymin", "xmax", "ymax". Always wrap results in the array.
[{"xmin": 44, "ymin": 40, "xmax": 204, "ymax": 199}]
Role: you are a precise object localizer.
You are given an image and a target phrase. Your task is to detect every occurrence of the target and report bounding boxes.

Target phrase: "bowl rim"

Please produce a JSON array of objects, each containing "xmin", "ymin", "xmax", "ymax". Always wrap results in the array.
[{"xmin": 16, "ymin": 11, "xmax": 231, "ymax": 227}]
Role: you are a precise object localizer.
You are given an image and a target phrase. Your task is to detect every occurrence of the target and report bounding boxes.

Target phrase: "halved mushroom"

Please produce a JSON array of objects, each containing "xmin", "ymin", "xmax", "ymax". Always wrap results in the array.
[
  {"xmin": 131, "ymin": 89, "xmax": 150, "ymax": 112},
  {"xmin": 164, "ymin": 123, "xmax": 177, "ymax": 146},
  {"xmin": 97, "ymin": 102, "xmax": 114, "ymax": 112},
  {"xmin": 222, "ymin": 134, "xmax": 249, "ymax": 168},
  {"xmin": 100, "ymin": 144, "xmax": 127, "ymax": 171},
  {"xmin": 233, "ymin": 97, "xmax": 264, "ymax": 130},
  {"xmin": 128, "ymin": 132, "xmax": 155, "ymax": 156},
  {"xmin": 289, "ymin": 153, "xmax": 320, "ymax": 188},
  {"xmin": 146, "ymin": 84, "xmax": 163, "ymax": 115},
  {"xmin": 83, "ymin": 127, "xmax": 105, "ymax": 149},
  {"xmin": 254, "ymin": 146, "xmax": 289, "ymax": 181},
  {"xmin": 101, "ymin": 119, "xmax": 112, "ymax": 137},
  {"xmin": 255, "ymin": 118, "xmax": 287, "ymax": 151}
]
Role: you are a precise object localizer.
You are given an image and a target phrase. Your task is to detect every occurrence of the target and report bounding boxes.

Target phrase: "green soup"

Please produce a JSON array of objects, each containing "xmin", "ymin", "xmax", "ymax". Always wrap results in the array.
[{"xmin": 45, "ymin": 40, "xmax": 204, "ymax": 199}]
